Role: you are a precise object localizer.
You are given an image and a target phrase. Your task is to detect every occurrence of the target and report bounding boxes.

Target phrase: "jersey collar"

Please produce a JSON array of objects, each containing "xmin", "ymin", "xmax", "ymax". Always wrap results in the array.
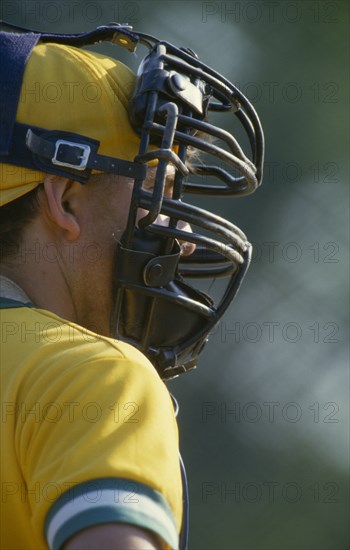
[{"xmin": 0, "ymin": 275, "xmax": 34, "ymax": 307}]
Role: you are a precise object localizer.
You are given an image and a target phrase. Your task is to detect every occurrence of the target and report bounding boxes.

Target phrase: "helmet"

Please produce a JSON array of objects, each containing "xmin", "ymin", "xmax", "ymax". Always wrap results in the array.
[{"xmin": 0, "ymin": 22, "xmax": 264, "ymax": 379}]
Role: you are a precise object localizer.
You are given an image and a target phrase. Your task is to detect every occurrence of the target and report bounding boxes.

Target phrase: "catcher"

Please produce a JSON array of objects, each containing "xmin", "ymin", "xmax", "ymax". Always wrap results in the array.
[{"xmin": 0, "ymin": 23, "xmax": 264, "ymax": 550}]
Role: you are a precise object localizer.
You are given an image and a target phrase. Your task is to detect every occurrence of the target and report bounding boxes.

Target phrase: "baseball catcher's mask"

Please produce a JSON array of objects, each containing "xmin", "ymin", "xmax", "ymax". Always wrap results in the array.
[{"xmin": 0, "ymin": 23, "xmax": 264, "ymax": 379}]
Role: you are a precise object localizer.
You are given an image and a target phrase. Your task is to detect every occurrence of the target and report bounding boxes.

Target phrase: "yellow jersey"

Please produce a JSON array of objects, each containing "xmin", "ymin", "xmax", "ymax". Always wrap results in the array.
[{"xmin": 1, "ymin": 297, "xmax": 182, "ymax": 549}]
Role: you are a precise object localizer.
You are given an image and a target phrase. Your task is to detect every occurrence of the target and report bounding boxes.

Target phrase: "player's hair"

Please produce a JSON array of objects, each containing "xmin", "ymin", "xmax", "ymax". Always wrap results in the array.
[{"xmin": 0, "ymin": 186, "xmax": 41, "ymax": 261}]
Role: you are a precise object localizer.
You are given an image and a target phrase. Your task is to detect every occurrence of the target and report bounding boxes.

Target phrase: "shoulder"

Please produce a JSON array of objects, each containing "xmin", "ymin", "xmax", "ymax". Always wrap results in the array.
[
  {"xmin": 3, "ymin": 305, "xmax": 169, "ymax": 410},
  {"xmin": 2, "ymin": 306, "xmax": 182, "ymax": 549}
]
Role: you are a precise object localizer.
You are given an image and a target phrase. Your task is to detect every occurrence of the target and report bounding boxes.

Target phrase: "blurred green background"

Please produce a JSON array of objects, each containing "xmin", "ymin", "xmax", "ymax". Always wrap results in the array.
[{"xmin": 1, "ymin": 1, "xmax": 348, "ymax": 548}]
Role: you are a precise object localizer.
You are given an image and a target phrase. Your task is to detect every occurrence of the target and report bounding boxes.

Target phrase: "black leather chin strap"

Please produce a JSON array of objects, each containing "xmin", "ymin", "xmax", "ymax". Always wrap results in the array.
[
  {"xmin": 0, "ymin": 123, "xmax": 147, "ymax": 183},
  {"xmin": 26, "ymin": 128, "xmax": 147, "ymax": 179}
]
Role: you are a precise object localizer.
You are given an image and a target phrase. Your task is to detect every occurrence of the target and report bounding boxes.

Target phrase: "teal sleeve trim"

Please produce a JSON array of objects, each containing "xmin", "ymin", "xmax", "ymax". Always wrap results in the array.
[
  {"xmin": 52, "ymin": 506, "xmax": 176, "ymax": 550},
  {"xmin": 0, "ymin": 297, "xmax": 34, "ymax": 308},
  {"xmin": 45, "ymin": 478, "xmax": 179, "ymax": 550}
]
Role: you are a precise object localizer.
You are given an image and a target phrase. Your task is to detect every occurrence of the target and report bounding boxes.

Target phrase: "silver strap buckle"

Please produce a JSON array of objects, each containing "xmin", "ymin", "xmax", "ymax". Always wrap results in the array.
[{"xmin": 52, "ymin": 140, "xmax": 91, "ymax": 171}]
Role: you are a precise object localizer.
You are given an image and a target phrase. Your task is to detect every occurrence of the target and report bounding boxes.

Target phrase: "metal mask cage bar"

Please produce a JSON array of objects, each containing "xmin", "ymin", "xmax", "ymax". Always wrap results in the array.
[
  {"xmin": 129, "ymin": 41, "xmax": 264, "ymax": 199},
  {"xmin": 149, "ymin": 44, "xmax": 263, "ymax": 186}
]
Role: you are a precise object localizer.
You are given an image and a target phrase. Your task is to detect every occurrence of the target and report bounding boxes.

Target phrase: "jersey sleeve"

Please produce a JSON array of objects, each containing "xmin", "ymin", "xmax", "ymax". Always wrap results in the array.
[{"xmin": 15, "ymin": 320, "xmax": 182, "ymax": 549}]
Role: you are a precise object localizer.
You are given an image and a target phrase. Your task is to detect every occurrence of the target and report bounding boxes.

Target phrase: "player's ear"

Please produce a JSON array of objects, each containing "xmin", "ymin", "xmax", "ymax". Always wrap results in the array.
[{"xmin": 42, "ymin": 175, "xmax": 81, "ymax": 241}]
